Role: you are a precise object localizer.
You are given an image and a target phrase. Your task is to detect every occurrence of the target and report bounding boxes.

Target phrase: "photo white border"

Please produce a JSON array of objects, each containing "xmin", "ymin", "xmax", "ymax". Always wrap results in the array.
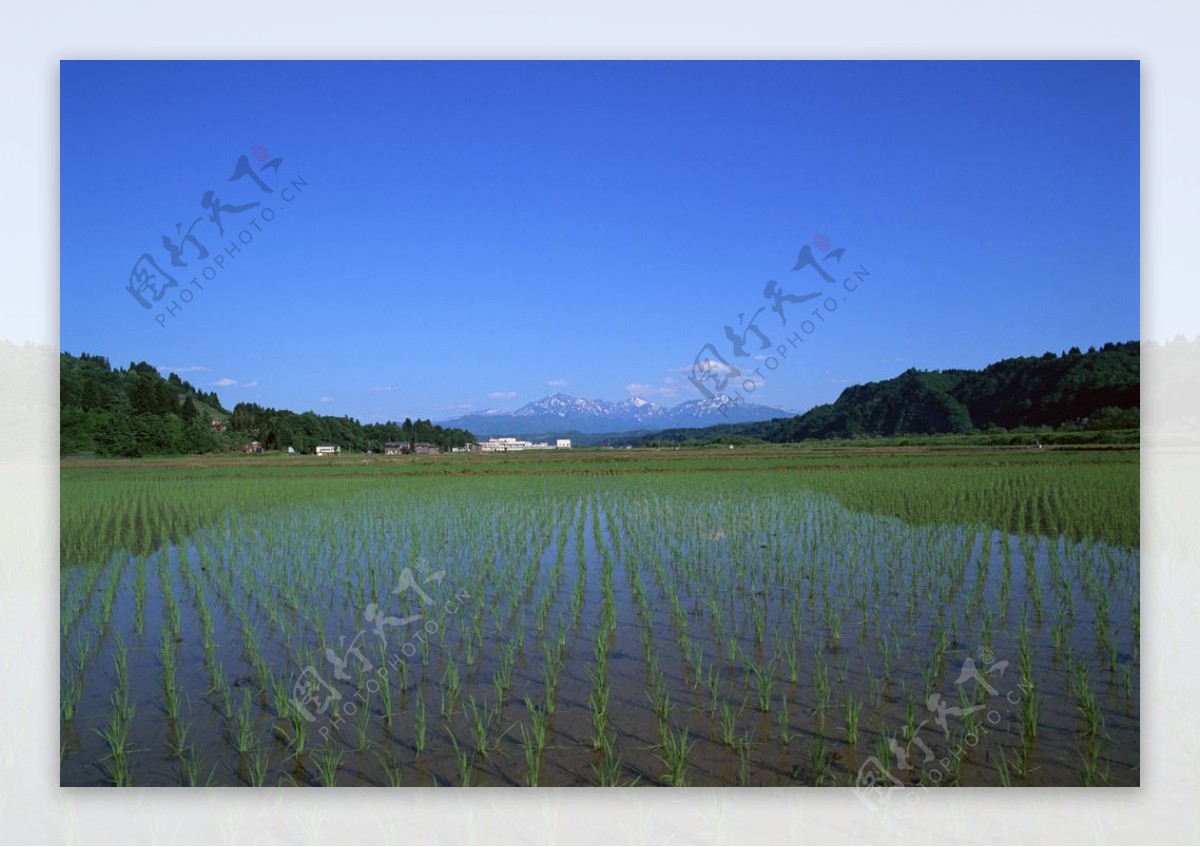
[{"xmin": 3, "ymin": 1, "xmax": 1197, "ymax": 842}]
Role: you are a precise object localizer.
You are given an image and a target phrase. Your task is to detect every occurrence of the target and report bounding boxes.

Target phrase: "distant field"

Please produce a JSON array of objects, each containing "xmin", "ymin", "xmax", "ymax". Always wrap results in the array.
[
  {"xmin": 60, "ymin": 444, "xmax": 1138, "ymax": 787},
  {"xmin": 62, "ymin": 444, "xmax": 1139, "ymax": 563}
]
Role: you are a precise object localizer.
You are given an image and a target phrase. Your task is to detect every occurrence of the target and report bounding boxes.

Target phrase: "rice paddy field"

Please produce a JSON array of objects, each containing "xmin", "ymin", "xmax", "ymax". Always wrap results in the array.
[{"xmin": 59, "ymin": 446, "xmax": 1139, "ymax": 787}]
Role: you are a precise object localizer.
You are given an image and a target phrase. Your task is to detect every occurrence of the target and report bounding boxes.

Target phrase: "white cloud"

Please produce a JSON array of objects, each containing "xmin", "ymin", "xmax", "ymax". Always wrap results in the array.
[
  {"xmin": 368, "ymin": 386, "xmax": 393, "ymax": 394},
  {"xmin": 210, "ymin": 378, "xmax": 237, "ymax": 387},
  {"xmin": 624, "ymin": 382, "xmax": 679, "ymax": 399},
  {"xmin": 318, "ymin": 396, "xmax": 334, "ymax": 404},
  {"xmin": 159, "ymin": 365, "xmax": 207, "ymax": 374},
  {"xmin": 673, "ymin": 359, "xmax": 736, "ymax": 376},
  {"xmin": 242, "ymin": 380, "xmax": 258, "ymax": 389},
  {"xmin": 548, "ymin": 379, "xmax": 568, "ymax": 387},
  {"xmin": 488, "ymin": 391, "xmax": 517, "ymax": 400}
]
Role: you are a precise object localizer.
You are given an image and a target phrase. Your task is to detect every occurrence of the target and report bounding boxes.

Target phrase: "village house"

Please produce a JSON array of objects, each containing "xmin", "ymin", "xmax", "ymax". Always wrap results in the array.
[
  {"xmin": 241, "ymin": 440, "xmax": 262, "ymax": 454},
  {"xmin": 315, "ymin": 444, "xmax": 340, "ymax": 456}
]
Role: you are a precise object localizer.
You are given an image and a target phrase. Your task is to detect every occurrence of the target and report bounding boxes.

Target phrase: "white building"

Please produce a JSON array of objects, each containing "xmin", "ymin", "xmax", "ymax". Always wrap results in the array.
[
  {"xmin": 315, "ymin": 444, "xmax": 341, "ymax": 456},
  {"xmin": 477, "ymin": 436, "xmax": 555, "ymax": 452},
  {"xmin": 555, "ymin": 439, "xmax": 572, "ymax": 449}
]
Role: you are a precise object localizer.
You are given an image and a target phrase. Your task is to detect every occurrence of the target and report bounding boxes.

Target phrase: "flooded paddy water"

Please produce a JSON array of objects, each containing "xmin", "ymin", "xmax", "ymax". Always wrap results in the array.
[{"xmin": 60, "ymin": 471, "xmax": 1138, "ymax": 787}]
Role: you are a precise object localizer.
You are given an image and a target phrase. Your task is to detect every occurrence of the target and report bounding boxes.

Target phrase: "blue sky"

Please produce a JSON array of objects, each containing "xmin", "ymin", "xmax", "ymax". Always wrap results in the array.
[{"xmin": 60, "ymin": 60, "xmax": 1139, "ymax": 423}]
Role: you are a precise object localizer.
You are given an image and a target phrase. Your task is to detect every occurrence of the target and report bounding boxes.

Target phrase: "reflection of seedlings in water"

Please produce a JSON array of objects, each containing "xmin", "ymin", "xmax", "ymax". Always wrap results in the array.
[
  {"xmin": 447, "ymin": 725, "xmax": 473, "ymax": 787},
  {"xmin": 591, "ymin": 731, "xmax": 624, "ymax": 787},
  {"xmin": 1079, "ymin": 737, "xmax": 1109, "ymax": 786},
  {"xmin": 374, "ymin": 742, "xmax": 404, "ymax": 787},
  {"xmin": 995, "ymin": 745, "xmax": 1014, "ymax": 786}
]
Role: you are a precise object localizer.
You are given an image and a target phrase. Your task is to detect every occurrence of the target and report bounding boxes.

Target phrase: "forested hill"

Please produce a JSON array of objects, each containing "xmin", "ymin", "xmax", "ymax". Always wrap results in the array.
[
  {"xmin": 60, "ymin": 352, "xmax": 474, "ymax": 456},
  {"xmin": 639, "ymin": 341, "xmax": 1139, "ymax": 444}
]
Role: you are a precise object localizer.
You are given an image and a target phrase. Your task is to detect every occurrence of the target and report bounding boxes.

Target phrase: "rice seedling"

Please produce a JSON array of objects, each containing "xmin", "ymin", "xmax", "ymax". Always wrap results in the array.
[
  {"xmin": 180, "ymin": 747, "xmax": 208, "ymax": 787},
  {"xmin": 519, "ymin": 721, "xmax": 544, "ymax": 788},
  {"xmin": 814, "ymin": 660, "xmax": 831, "ymax": 712},
  {"xmin": 233, "ymin": 689, "xmax": 256, "ymax": 755},
  {"xmin": 466, "ymin": 696, "xmax": 495, "ymax": 758},
  {"xmin": 133, "ymin": 555, "xmax": 148, "ymax": 634},
  {"xmin": 588, "ymin": 684, "xmax": 609, "ymax": 750},
  {"xmin": 277, "ymin": 702, "xmax": 309, "ymax": 761},
  {"xmin": 591, "ymin": 732, "xmax": 625, "ymax": 787},
  {"xmin": 786, "ymin": 646, "xmax": 800, "ymax": 684},
  {"xmin": 1014, "ymin": 678, "xmax": 1040, "ymax": 742},
  {"xmin": 750, "ymin": 660, "xmax": 774, "ymax": 712},
  {"xmin": 719, "ymin": 702, "xmax": 739, "ymax": 748},
  {"xmin": 736, "ymin": 731, "xmax": 754, "ymax": 786},
  {"xmin": 845, "ymin": 695, "xmax": 861, "ymax": 747},
  {"xmin": 447, "ymin": 726, "xmax": 474, "ymax": 787},
  {"xmin": 247, "ymin": 745, "xmax": 270, "ymax": 786},
  {"xmin": 374, "ymin": 744, "xmax": 405, "ymax": 787},
  {"xmin": 352, "ymin": 698, "xmax": 372, "ymax": 751},
  {"xmin": 810, "ymin": 737, "xmax": 833, "ymax": 786},
  {"xmin": 994, "ymin": 746, "xmax": 1014, "ymax": 787},
  {"xmin": 312, "ymin": 742, "xmax": 344, "ymax": 787},
  {"xmin": 1079, "ymin": 739, "xmax": 1109, "ymax": 786},
  {"xmin": 60, "ymin": 673, "xmax": 82, "ymax": 722},
  {"xmin": 657, "ymin": 726, "xmax": 693, "ymax": 787},
  {"xmin": 1073, "ymin": 661, "xmax": 1102, "ymax": 737}
]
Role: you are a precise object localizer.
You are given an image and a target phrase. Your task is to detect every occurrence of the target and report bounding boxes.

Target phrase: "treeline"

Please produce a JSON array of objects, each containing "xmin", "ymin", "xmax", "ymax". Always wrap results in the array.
[
  {"xmin": 228, "ymin": 403, "xmax": 474, "ymax": 454},
  {"xmin": 60, "ymin": 351, "xmax": 474, "ymax": 456},
  {"xmin": 634, "ymin": 341, "xmax": 1140, "ymax": 445},
  {"xmin": 61, "ymin": 354, "xmax": 225, "ymax": 456}
]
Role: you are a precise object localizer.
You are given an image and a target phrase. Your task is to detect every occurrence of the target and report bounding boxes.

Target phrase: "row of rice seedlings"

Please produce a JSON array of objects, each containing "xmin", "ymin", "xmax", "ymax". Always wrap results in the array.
[
  {"xmin": 520, "ymin": 695, "xmax": 549, "ymax": 787},
  {"xmin": 94, "ymin": 634, "xmax": 135, "ymax": 786}
]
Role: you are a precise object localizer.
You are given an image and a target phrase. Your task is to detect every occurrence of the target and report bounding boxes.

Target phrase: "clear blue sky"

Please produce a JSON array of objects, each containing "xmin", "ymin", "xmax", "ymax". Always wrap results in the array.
[{"xmin": 60, "ymin": 60, "xmax": 1139, "ymax": 423}]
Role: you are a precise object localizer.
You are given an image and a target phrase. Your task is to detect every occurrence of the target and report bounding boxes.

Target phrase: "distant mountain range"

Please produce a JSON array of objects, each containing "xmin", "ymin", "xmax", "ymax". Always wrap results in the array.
[{"xmin": 441, "ymin": 392, "xmax": 793, "ymax": 436}]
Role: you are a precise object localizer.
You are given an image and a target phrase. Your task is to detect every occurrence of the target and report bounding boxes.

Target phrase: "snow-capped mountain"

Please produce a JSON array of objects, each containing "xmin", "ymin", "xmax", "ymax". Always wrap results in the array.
[{"xmin": 443, "ymin": 392, "xmax": 792, "ymax": 436}]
